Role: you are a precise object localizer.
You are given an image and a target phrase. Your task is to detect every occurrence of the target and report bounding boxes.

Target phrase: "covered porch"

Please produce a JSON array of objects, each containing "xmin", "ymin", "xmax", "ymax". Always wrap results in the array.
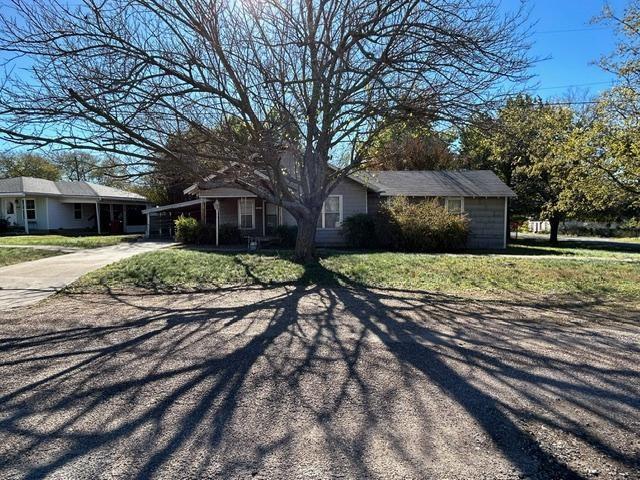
[
  {"xmin": 0, "ymin": 195, "xmax": 47, "ymax": 234},
  {"xmin": 144, "ymin": 188, "xmax": 285, "ymax": 244},
  {"xmin": 0, "ymin": 195, "xmax": 147, "ymax": 234}
]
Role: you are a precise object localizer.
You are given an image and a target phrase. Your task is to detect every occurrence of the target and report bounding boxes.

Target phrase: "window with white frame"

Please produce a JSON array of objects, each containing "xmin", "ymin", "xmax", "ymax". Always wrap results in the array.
[
  {"xmin": 25, "ymin": 199, "xmax": 36, "ymax": 220},
  {"xmin": 445, "ymin": 197, "xmax": 463, "ymax": 214},
  {"xmin": 238, "ymin": 198, "xmax": 255, "ymax": 229},
  {"xmin": 319, "ymin": 195, "xmax": 342, "ymax": 229},
  {"xmin": 73, "ymin": 203, "xmax": 82, "ymax": 220}
]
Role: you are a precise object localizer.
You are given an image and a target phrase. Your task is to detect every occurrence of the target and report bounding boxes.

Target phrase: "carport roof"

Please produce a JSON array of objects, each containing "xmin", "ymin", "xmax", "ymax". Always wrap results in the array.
[{"xmin": 0, "ymin": 176, "xmax": 147, "ymax": 202}]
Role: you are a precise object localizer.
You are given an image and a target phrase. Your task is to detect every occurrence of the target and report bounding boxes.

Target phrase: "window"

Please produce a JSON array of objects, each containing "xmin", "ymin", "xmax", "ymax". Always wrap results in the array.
[
  {"xmin": 6, "ymin": 201, "xmax": 14, "ymax": 215},
  {"xmin": 265, "ymin": 203, "xmax": 278, "ymax": 231},
  {"xmin": 126, "ymin": 205, "xmax": 146, "ymax": 226},
  {"xmin": 238, "ymin": 198, "xmax": 255, "ymax": 229},
  {"xmin": 445, "ymin": 197, "xmax": 463, "ymax": 214},
  {"xmin": 74, "ymin": 203, "xmax": 82, "ymax": 220},
  {"xmin": 319, "ymin": 195, "xmax": 342, "ymax": 229},
  {"xmin": 25, "ymin": 199, "xmax": 36, "ymax": 220}
]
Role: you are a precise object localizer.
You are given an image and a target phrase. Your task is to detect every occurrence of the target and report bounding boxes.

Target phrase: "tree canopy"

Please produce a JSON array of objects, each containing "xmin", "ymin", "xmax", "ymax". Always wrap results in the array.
[
  {"xmin": 0, "ymin": 0, "xmax": 532, "ymax": 260},
  {"xmin": 460, "ymin": 95, "xmax": 579, "ymax": 242},
  {"xmin": 0, "ymin": 152, "xmax": 61, "ymax": 180},
  {"xmin": 364, "ymin": 120, "xmax": 458, "ymax": 171}
]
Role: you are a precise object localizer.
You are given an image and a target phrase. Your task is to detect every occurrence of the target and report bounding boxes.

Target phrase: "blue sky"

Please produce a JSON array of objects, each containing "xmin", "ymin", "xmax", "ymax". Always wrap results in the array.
[{"xmin": 506, "ymin": 0, "xmax": 628, "ymax": 99}]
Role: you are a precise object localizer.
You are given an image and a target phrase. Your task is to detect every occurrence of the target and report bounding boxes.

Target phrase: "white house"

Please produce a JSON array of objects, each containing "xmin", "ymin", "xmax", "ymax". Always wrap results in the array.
[{"xmin": 0, "ymin": 176, "xmax": 149, "ymax": 234}]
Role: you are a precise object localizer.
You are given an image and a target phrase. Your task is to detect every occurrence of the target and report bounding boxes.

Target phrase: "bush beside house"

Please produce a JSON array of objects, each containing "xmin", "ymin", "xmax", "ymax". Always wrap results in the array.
[
  {"xmin": 343, "ymin": 198, "xmax": 468, "ymax": 252},
  {"xmin": 342, "ymin": 214, "xmax": 378, "ymax": 249},
  {"xmin": 217, "ymin": 224, "xmax": 243, "ymax": 245},
  {"xmin": 275, "ymin": 225, "xmax": 298, "ymax": 248},
  {"xmin": 174, "ymin": 215, "xmax": 201, "ymax": 244}
]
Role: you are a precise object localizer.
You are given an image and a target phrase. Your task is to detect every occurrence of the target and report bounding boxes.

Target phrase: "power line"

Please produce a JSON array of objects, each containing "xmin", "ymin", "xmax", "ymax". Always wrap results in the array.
[
  {"xmin": 545, "ymin": 101, "xmax": 599, "ymax": 106},
  {"xmin": 533, "ymin": 81, "xmax": 614, "ymax": 91},
  {"xmin": 534, "ymin": 26, "xmax": 609, "ymax": 35}
]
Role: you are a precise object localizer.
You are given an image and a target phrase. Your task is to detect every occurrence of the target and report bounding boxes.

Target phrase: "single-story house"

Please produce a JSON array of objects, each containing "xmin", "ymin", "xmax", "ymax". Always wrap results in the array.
[
  {"xmin": 0, "ymin": 176, "xmax": 149, "ymax": 234},
  {"xmin": 144, "ymin": 169, "xmax": 515, "ymax": 249}
]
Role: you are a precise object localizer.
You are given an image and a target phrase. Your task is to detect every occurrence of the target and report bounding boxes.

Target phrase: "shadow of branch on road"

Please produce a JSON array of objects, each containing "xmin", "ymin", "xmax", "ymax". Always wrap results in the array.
[{"xmin": 0, "ymin": 265, "xmax": 638, "ymax": 479}]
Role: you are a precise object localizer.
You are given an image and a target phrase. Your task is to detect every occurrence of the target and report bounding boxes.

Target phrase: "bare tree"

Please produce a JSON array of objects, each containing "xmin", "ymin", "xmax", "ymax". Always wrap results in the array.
[{"xmin": 0, "ymin": 0, "xmax": 531, "ymax": 261}]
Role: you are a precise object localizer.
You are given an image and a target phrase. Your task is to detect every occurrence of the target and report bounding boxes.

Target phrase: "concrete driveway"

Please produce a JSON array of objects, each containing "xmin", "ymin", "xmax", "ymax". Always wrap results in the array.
[{"xmin": 0, "ymin": 241, "xmax": 173, "ymax": 309}]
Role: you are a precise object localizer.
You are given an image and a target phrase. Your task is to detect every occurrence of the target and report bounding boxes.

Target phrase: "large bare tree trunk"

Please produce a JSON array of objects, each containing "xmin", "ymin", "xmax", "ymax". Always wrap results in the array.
[
  {"xmin": 294, "ymin": 214, "xmax": 319, "ymax": 263},
  {"xmin": 549, "ymin": 215, "xmax": 561, "ymax": 244}
]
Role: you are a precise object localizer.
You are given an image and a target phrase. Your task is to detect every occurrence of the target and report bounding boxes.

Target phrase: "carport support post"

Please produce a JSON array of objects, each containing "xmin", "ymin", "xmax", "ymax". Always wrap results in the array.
[
  {"xmin": 95, "ymin": 202, "xmax": 101, "ymax": 235},
  {"xmin": 200, "ymin": 198, "xmax": 207, "ymax": 224}
]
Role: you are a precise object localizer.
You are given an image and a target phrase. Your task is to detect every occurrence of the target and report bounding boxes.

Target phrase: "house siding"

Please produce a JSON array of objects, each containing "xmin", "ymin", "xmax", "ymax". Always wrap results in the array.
[
  {"xmin": 314, "ymin": 177, "xmax": 368, "ymax": 245},
  {"xmin": 204, "ymin": 197, "xmax": 263, "ymax": 236},
  {"xmin": 14, "ymin": 197, "xmax": 48, "ymax": 231},
  {"xmin": 464, "ymin": 197, "xmax": 506, "ymax": 249},
  {"xmin": 47, "ymin": 198, "xmax": 96, "ymax": 230}
]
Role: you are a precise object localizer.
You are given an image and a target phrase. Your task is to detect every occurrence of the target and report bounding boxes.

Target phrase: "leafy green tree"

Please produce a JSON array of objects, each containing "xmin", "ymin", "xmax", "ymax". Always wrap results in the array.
[
  {"xmin": 589, "ymin": 2, "xmax": 640, "ymax": 197},
  {"xmin": 0, "ymin": 152, "xmax": 61, "ymax": 180},
  {"xmin": 459, "ymin": 95, "xmax": 578, "ymax": 242},
  {"xmin": 559, "ymin": 91, "xmax": 640, "ymax": 218},
  {"xmin": 598, "ymin": 1, "xmax": 640, "ymax": 91}
]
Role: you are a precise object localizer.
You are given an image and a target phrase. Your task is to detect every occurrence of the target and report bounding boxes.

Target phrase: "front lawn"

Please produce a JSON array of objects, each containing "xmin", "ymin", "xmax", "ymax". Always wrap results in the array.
[
  {"xmin": 0, "ymin": 247, "xmax": 66, "ymax": 268},
  {"xmin": 69, "ymin": 247, "xmax": 640, "ymax": 300},
  {"xmin": 499, "ymin": 238, "xmax": 640, "ymax": 260},
  {"xmin": 0, "ymin": 234, "xmax": 141, "ymax": 249}
]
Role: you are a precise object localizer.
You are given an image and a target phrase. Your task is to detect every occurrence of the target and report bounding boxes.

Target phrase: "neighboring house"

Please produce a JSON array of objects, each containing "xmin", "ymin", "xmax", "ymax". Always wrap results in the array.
[
  {"xmin": 145, "ymin": 169, "xmax": 515, "ymax": 249},
  {"xmin": 0, "ymin": 176, "xmax": 149, "ymax": 234}
]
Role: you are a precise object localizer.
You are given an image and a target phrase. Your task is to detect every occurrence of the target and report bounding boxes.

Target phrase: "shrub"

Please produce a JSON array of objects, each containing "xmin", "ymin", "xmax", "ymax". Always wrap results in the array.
[
  {"xmin": 195, "ymin": 223, "xmax": 242, "ymax": 245},
  {"xmin": 376, "ymin": 197, "xmax": 469, "ymax": 252},
  {"xmin": 275, "ymin": 225, "xmax": 298, "ymax": 247},
  {"xmin": 0, "ymin": 218, "xmax": 8, "ymax": 234},
  {"xmin": 174, "ymin": 215, "xmax": 201, "ymax": 244},
  {"xmin": 342, "ymin": 214, "xmax": 378, "ymax": 248},
  {"xmin": 219, "ymin": 224, "xmax": 242, "ymax": 244}
]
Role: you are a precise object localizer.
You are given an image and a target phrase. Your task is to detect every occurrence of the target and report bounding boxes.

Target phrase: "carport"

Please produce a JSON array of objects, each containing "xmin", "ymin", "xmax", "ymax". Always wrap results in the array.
[{"xmin": 143, "ymin": 200, "xmax": 202, "ymax": 239}]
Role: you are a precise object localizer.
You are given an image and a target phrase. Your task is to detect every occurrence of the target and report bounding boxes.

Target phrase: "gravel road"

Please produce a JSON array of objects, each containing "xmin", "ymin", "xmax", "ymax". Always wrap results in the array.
[{"xmin": 0, "ymin": 286, "xmax": 638, "ymax": 479}]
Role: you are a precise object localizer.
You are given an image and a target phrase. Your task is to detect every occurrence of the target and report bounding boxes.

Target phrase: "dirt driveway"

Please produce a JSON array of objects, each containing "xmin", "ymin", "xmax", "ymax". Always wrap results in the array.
[{"xmin": 0, "ymin": 286, "xmax": 638, "ymax": 479}]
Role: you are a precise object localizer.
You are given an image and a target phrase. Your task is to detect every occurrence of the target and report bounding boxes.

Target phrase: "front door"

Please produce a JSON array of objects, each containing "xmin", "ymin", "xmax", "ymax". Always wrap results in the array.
[
  {"xmin": 111, "ymin": 204, "xmax": 124, "ymax": 233},
  {"xmin": 4, "ymin": 199, "xmax": 16, "ymax": 226}
]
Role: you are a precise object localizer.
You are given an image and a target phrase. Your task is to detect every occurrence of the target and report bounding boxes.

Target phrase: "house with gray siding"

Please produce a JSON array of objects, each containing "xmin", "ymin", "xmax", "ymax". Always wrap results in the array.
[
  {"xmin": 145, "ymin": 169, "xmax": 515, "ymax": 250},
  {"xmin": 0, "ymin": 176, "xmax": 149, "ymax": 234}
]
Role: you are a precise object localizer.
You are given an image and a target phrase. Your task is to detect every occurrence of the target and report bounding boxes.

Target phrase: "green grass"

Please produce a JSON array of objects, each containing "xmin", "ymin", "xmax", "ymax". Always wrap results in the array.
[
  {"xmin": 0, "ymin": 234, "xmax": 141, "ymax": 249},
  {"xmin": 69, "ymin": 246, "xmax": 640, "ymax": 300},
  {"xmin": 0, "ymin": 247, "xmax": 66, "ymax": 267},
  {"xmin": 498, "ymin": 238, "xmax": 640, "ymax": 260}
]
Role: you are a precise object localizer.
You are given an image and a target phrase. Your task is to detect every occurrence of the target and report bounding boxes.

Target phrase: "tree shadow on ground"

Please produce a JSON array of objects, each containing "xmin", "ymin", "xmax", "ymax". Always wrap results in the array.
[
  {"xmin": 508, "ymin": 238, "xmax": 640, "ymax": 255},
  {"xmin": 0, "ymin": 263, "xmax": 638, "ymax": 479}
]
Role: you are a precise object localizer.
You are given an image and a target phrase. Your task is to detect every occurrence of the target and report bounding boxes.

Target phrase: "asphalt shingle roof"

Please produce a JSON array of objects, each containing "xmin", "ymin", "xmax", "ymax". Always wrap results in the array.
[
  {"xmin": 0, "ymin": 176, "xmax": 147, "ymax": 201},
  {"xmin": 352, "ymin": 170, "xmax": 516, "ymax": 197}
]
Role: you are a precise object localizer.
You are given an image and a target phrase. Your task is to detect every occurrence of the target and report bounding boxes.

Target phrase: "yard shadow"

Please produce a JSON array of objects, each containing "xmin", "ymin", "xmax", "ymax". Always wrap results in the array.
[
  {"xmin": 507, "ymin": 238, "xmax": 640, "ymax": 256},
  {"xmin": 0, "ymin": 264, "xmax": 638, "ymax": 478}
]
